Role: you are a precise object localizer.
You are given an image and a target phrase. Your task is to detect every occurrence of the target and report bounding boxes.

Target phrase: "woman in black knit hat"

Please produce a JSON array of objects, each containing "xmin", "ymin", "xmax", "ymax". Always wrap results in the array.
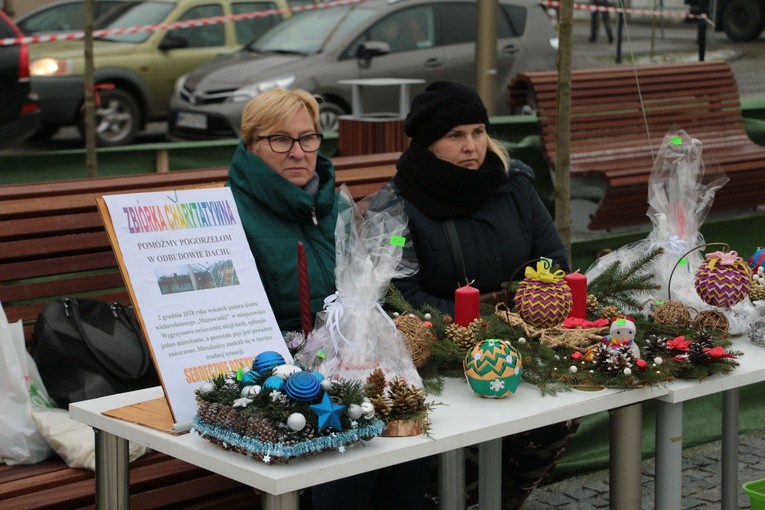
[{"xmin": 388, "ymin": 80, "xmax": 578, "ymax": 508}]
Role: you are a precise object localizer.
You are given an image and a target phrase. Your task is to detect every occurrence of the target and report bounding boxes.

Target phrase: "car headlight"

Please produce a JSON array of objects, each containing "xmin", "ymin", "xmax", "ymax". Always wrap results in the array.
[
  {"xmin": 174, "ymin": 74, "xmax": 188, "ymax": 96},
  {"xmin": 30, "ymin": 58, "xmax": 73, "ymax": 76},
  {"xmin": 229, "ymin": 74, "xmax": 297, "ymax": 103}
]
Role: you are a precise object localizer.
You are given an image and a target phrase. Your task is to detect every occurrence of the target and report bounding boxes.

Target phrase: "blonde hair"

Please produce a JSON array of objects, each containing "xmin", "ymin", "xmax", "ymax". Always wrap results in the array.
[
  {"xmin": 487, "ymin": 136, "xmax": 510, "ymax": 172},
  {"xmin": 240, "ymin": 88, "xmax": 321, "ymax": 147}
]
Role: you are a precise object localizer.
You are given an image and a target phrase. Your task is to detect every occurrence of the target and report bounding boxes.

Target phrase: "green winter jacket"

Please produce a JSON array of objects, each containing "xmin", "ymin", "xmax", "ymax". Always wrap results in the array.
[{"xmin": 227, "ymin": 141, "xmax": 337, "ymax": 332}]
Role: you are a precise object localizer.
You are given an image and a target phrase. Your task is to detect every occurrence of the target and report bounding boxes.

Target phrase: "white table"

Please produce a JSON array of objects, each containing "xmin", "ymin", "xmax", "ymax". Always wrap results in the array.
[
  {"xmin": 654, "ymin": 338, "xmax": 765, "ymax": 510},
  {"xmin": 71, "ymin": 377, "xmax": 667, "ymax": 510}
]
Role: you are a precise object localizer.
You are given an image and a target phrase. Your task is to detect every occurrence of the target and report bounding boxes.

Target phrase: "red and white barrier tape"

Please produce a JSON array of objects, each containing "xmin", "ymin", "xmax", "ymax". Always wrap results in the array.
[
  {"xmin": 1, "ymin": 0, "xmax": 362, "ymax": 47},
  {"xmin": 543, "ymin": 0, "xmax": 711, "ymax": 22},
  {"xmin": 2, "ymin": 0, "xmax": 708, "ymax": 47}
]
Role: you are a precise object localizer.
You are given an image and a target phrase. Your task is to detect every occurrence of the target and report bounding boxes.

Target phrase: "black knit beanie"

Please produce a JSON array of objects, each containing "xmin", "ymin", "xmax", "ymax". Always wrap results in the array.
[{"xmin": 403, "ymin": 81, "xmax": 490, "ymax": 147}]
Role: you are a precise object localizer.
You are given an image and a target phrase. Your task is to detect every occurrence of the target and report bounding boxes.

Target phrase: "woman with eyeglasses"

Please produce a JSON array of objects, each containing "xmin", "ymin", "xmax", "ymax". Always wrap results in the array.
[{"xmin": 227, "ymin": 88, "xmax": 336, "ymax": 333}]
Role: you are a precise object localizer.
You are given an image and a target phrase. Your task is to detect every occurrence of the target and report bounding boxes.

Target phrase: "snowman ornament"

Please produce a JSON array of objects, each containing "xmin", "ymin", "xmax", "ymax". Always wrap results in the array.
[{"xmin": 602, "ymin": 317, "xmax": 640, "ymax": 359}]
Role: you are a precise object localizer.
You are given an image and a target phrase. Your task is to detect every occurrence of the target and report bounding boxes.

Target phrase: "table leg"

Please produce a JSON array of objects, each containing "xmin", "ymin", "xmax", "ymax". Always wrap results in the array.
[
  {"xmin": 610, "ymin": 404, "xmax": 642, "ymax": 510},
  {"xmin": 262, "ymin": 491, "xmax": 300, "ymax": 510},
  {"xmin": 479, "ymin": 439, "xmax": 502, "ymax": 510},
  {"xmin": 94, "ymin": 428, "xmax": 129, "ymax": 510},
  {"xmin": 439, "ymin": 448, "xmax": 465, "ymax": 510},
  {"xmin": 655, "ymin": 400, "xmax": 683, "ymax": 509},
  {"xmin": 721, "ymin": 388, "xmax": 740, "ymax": 510}
]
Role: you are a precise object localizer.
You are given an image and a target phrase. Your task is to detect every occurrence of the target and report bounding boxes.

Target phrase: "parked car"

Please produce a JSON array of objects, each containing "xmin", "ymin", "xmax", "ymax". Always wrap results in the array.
[
  {"xmin": 0, "ymin": 10, "xmax": 40, "ymax": 150},
  {"xmin": 28, "ymin": 0, "xmax": 312, "ymax": 146},
  {"xmin": 14, "ymin": 0, "xmax": 128, "ymax": 36},
  {"xmin": 168, "ymin": 0, "xmax": 558, "ymax": 140}
]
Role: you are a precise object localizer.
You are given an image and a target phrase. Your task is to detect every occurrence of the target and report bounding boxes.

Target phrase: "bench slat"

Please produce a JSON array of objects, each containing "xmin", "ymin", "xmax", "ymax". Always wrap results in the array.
[{"xmin": 507, "ymin": 61, "xmax": 765, "ymax": 230}]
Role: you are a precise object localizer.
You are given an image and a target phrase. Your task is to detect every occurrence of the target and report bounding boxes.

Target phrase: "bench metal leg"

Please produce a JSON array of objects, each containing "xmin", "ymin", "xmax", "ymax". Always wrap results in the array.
[
  {"xmin": 722, "ymin": 389, "xmax": 740, "ymax": 510},
  {"xmin": 262, "ymin": 491, "xmax": 300, "ymax": 510},
  {"xmin": 655, "ymin": 400, "xmax": 683, "ymax": 509},
  {"xmin": 609, "ymin": 404, "xmax": 642, "ymax": 510},
  {"xmin": 94, "ymin": 429, "xmax": 130, "ymax": 510},
  {"xmin": 479, "ymin": 439, "xmax": 502, "ymax": 510},
  {"xmin": 439, "ymin": 448, "xmax": 465, "ymax": 510}
]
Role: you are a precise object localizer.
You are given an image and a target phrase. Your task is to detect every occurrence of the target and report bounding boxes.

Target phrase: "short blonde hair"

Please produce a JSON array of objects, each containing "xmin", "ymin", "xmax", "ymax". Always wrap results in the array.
[{"xmin": 240, "ymin": 88, "xmax": 321, "ymax": 147}]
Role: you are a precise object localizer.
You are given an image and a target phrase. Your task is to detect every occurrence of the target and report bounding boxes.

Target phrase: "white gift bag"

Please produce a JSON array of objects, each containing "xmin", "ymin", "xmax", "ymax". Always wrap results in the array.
[{"xmin": 0, "ymin": 302, "xmax": 54, "ymax": 464}]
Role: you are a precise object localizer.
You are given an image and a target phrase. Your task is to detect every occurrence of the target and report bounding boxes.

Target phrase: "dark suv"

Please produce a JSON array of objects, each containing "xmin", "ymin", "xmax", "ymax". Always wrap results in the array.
[{"xmin": 0, "ymin": 10, "xmax": 40, "ymax": 150}]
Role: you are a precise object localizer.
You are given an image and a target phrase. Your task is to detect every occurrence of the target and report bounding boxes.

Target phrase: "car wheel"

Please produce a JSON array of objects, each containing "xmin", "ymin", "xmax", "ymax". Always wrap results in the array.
[
  {"xmin": 79, "ymin": 88, "xmax": 140, "ymax": 146},
  {"xmin": 318, "ymin": 101, "xmax": 346, "ymax": 133},
  {"xmin": 721, "ymin": 0, "xmax": 764, "ymax": 41}
]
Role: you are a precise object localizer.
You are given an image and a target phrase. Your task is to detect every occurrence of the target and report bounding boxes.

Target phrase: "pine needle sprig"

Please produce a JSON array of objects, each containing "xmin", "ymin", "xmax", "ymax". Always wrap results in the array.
[{"xmin": 588, "ymin": 248, "xmax": 663, "ymax": 311}]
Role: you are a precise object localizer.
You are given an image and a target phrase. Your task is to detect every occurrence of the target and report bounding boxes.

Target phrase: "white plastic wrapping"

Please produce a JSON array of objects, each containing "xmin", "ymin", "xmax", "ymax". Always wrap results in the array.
[
  {"xmin": 296, "ymin": 185, "xmax": 422, "ymax": 386},
  {"xmin": 585, "ymin": 128, "xmax": 763, "ymax": 334}
]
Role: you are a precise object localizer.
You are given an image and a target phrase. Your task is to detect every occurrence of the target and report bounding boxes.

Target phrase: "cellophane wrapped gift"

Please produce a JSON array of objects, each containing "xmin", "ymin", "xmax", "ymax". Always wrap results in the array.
[
  {"xmin": 296, "ymin": 185, "xmax": 423, "ymax": 387},
  {"xmin": 585, "ymin": 128, "xmax": 764, "ymax": 333}
]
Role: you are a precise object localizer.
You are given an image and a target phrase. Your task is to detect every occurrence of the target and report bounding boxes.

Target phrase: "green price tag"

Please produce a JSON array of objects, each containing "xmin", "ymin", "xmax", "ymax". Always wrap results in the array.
[
  {"xmin": 678, "ymin": 258, "xmax": 687, "ymax": 266},
  {"xmin": 670, "ymin": 136, "xmax": 682, "ymax": 145},
  {"xmin": 390, "ymin": 235, "xmax": 406, "ymax": 247}
]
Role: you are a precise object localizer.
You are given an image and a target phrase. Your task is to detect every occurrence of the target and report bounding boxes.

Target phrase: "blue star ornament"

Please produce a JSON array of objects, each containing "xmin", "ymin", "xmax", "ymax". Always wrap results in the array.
[{"xmin": 310, "ymin": 392, "xmax": 346, "ymax": 431}]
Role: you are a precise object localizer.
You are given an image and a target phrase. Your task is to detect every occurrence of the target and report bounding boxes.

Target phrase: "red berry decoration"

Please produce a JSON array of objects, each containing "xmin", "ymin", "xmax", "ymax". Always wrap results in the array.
[
  {"xmin": 694, "ymin": 251, "xmax": 752, "ymax": 308},
  {"xmin": 514, "ymin": 259, "xmax": 572, "ymax": 328}
]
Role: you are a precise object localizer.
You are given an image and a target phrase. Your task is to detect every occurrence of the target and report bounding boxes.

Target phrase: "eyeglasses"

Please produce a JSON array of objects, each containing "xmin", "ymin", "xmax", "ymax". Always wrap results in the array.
[{"xmin": 255, "ymin": 133, "xmax": 323, "ymax": 153}]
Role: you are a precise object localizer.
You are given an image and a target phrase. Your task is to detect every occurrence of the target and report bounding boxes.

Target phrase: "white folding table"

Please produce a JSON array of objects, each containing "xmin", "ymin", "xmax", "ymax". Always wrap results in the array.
[{"xmin": 71, "ymin": 377, "xmax": 667, "ymax": 510}]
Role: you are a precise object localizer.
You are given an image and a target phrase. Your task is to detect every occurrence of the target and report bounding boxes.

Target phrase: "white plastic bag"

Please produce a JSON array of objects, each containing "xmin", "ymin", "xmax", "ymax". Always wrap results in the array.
[
  {"xmin": 0, "ymin": 301, "xmax": 55, "ymax": 464},
  {"xmin": 297, "ymin": 185, "xmax": 423, "ymax": 387},
  {"xmin": 585, "ymin": 128, "xmax": 764, "ymax": 333}
]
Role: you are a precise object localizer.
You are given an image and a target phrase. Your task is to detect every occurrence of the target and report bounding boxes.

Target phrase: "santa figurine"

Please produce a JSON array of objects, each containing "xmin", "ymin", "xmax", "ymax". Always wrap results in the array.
[{"xmin": 602, "ymin": 317, "xmax": 640, "ymax": 359}]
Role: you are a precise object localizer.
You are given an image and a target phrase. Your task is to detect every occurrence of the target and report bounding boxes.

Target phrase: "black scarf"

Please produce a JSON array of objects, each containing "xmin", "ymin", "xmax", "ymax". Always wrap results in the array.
[{"xmin": 393, "ymin": 142, "xmax": 506, "ymax": 220}]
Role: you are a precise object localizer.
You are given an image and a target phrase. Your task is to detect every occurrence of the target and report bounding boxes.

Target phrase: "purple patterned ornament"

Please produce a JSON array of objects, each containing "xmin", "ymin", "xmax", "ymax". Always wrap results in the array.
[
  {"xmin": 514, "ymin": 260, "xmax": 572, "ymax": 328},
  {"xmin": 283, "ymin": 371, "xmax": 322, "ymax": 402},
  {"xmin": 694, "ymin": 251, "xmax": 752, "ymax": 308}
]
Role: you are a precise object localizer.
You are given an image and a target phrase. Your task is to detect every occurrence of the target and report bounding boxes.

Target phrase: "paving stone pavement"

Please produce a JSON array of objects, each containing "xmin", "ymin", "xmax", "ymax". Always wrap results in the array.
[{"xmin": 521, "ymin": 429, "xmax": 765, "ymax": 509}]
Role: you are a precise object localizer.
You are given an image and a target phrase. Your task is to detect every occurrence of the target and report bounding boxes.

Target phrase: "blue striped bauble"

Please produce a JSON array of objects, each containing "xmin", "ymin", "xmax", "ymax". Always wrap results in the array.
[
  {"xmin": 253, "ymin": 351, "xmax": 285, "ymax": 374},
  {"xmin": 284, "ymin": 372, "xmax": 322, "ymax": 402}
]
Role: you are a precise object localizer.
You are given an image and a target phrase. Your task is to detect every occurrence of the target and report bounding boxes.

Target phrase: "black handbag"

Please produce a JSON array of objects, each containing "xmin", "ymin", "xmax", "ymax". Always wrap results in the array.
[{"xmin": 31, "ymin": 297, "xmax": 160, "ymax": 408}]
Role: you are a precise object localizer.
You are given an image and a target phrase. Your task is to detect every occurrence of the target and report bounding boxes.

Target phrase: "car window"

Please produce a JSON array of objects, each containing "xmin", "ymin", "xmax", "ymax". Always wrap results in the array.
[
  {"xmin": 15, "ymin": 4, "xmax": 83, "ymax": 34},
  {"xmin": 167, "ymin": 4, "xmax": 226, "ymax": 48},
  {"xmin": 18, "ymin": 2, "xmax": 127, "ymax": 34},
  {"xmin": 95, "ymin": 2, "xmax": 176, "ymax": 43},
  {"xmin": 440, "ymin": 2, "xmax": 514, "ymax": 45},
  {"xmin": 252, "ymin": 5, "xmax": 375, "ymax": 54},
  {"xmin": 232, "ymin": 2, "xmax": 281, "ymax": 45},
  {"xmin": 364, "ymin": 6, "xmax": 435, "ymax": 54},
  {"xmin": 500, "ymin": 4, "xmax": 527, "ymax": 37}
]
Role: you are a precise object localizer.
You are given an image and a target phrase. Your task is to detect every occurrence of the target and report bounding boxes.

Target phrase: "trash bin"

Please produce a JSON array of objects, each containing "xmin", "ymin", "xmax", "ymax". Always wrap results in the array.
[
  {"xmin": 743, "ymin": 479, "xmax": 765, "ymax": 509},
  {"xmin": 336, "ymin": 78, "xmax": 424, "ymax": 156}
]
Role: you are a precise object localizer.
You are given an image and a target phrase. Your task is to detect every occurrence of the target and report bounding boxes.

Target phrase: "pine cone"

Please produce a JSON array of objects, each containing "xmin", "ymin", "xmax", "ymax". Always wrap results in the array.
[
  {"xmin": 255, "ymin": 418, "xmax": 281, "ymax": 444},
  {"xmin": 750, "ymin": 282, "xmax": 765, "ymax": 301},
  {"xmin": 468, "ymin": 318, "xmax": 489, "ymax": 336},
  {"xmin": 586, "ymin": 294, "xmax": 599, "ymax": 312},
  {"xmin": 387, "ymin": 379, "xmax": 425, "ymax": 417},
  {"xmin": 445, "ymin": 323, "xmax": 477, "ymax": 351},
  {"xmin": 222, "ymin": 406, "xmax": 246, "ymax": 433},
  {"xmin": 366, "ymin": 368, "xmax": 387, "ymax": 398},
  {"xmin": 370, "ymin": 394, "xmax": 392, "ymax": 417},
  {"xmin": 601, "ymin": 305, "xmax": 622, "ymax": 320}
]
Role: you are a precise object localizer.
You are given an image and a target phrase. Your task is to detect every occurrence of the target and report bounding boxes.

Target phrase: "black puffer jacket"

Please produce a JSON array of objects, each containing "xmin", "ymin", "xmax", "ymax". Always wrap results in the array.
[{"xmin": 390, "ymin": 160, "xmax": 569, "ymax": 315}]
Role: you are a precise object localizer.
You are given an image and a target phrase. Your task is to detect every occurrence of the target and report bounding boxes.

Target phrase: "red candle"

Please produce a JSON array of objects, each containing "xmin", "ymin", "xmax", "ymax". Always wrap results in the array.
[
  {"xmin": 297, "ymin": 242, "xmax": 313, "ymax": 337},
  {"xmin": 454, "ymin": 283, "xmax": 480, "ymax": 327},
  {"xmin": 565, "ymin": 271, "xmax": 587, "ymax": 319}
]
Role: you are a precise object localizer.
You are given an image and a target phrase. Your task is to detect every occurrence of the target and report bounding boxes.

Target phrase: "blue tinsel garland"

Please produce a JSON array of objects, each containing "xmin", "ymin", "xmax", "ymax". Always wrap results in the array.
[{"xmin": 192, "ymin": 416, "xmax": 385, "ymax": 462}]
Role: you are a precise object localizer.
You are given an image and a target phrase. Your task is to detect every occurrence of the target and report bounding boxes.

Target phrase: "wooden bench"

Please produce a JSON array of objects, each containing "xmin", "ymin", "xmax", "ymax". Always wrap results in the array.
[
  {"xmin": 0, "ymin": 151, "xmax": 398, "ymax": 509},
  {"xmin": 506, "ymin": 61, "xmax": 765, "ymax": 231}
]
